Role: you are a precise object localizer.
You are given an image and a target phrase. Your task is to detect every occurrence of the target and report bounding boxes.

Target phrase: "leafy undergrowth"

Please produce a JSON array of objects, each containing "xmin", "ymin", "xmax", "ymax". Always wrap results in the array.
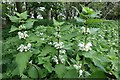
[{"xmin": 2, "ymin": 6, "xmax": 119, "ymax": 79}]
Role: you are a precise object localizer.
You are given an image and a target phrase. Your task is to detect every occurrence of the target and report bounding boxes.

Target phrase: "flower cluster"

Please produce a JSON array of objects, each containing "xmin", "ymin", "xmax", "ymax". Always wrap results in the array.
[
  {"xmin": 17, "ymin": 43, "xmax": 32, "ymax": 52},
  {"xmin": 19, "ymin": 25, "xmax": 26, "ymax": 29},
  {"xmin": 78, "ymin": 42, "xmax": 92, "ymax": 51},
  {"xmin": 53, "ymin": 42, "xmax": 64, "ymax": 49},
  {"xmin": 59, "ymin": 49, "xmax": 66, "ymax": 54},
  {"xmin": 18, "ymin": 31, "xmax": 28, "ymax": 39},
  {"xmin": 73, "ymin": 64, "xmax": 82, "ymax": 70},
  {"xmin": 52, "ymin": 56, "xmax": 59, "ymax": 64},
  {"xmin": 81, "ymin": 26, "xmax": 91, "ymax": 34},
  {"xmin": 73, "ymin": 64, "xmax": 83, "ymax": 77},
  {"xmin": 54, "ymin": 32, "xmax": 61, "ymax": 38},
  {"xmin": 59, "ymin": 55, "xmax": 65, "ymax": 63}
]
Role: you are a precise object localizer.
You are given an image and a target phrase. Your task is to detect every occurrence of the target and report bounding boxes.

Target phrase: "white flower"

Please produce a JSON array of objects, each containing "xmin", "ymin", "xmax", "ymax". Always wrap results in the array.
[
  {"xmin": 73, "ymin": 64, "xmax": 79, "ymax": 70},
  {"xmin": 79, "ymin": 69, "xmax": 83, "ymax": 77},
  {"xmin": 48, "ymin": 42, "xmax": 52, "ymax": 45},
  {"xmin": 81, "ymin": 26, "xmax": 91, "ymax": 33},
  {"xmin": 73, "ymin": 64, "xmax": 82, "ymax": 70},
  {"xmin": 17, "ymin": 44, "xmax": 25, "ymax": 52},
  {"xmin": 54, "ymin": 32, "xmax": 61, "ymax": 38},
  {"xmin": 78, "ymin": 42, "xmax": 92, "ymax": 51},
  {"xmin": 52, "ymin": 56, "xmax": 59, "ymax": 64},
  {"xmin": 60, "ymin": 49, "xmax": 66, "ymax": 54},
  {"xmin": 40, "ymin": 32, "xmax": 43, "ymax": 35},
  {"xmin": 41, "ymin": 38, "xmax": 45, "ymax": 40},
  {"xmin": 24, "ymin": 31, "xmax": 28, "ymax": 38},
  {"xmin": 53, "ymin": 42, "xmax": 64, "ymax": 49},
  {"xmin": 24, "ymin": 46, "xmax": 28, "ymax": 52},
  {"xmin": 18, "ymin": 31, "xmax": 28, "ymax": 39},
  {"xmin": 27, "ymin": 43, "xmax": 32, "ymax": 50},
  {"xmin": 59, "ymin": 55, "xmax": 65, "ymax": 63},
  {"xmin": 17, "ymin": 43, "xmax": 32, "ymax": 52}
]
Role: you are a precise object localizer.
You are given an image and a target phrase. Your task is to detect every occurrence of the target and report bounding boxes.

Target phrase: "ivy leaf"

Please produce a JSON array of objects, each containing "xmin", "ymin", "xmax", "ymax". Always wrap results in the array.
[
  {"xmin": 15, "ymin": 52, "xmax": 32, "ymax": 75},
  {"xmin": 54, "ymin": 64, "xmax": 67, "ymax": 78},
  {"xmin": 9, "ymin": 25, "xmax": 18, "ymax": 33},
  {"xmin": 43, "ymin": 62, "xmax": 53, "ymax": 73}
]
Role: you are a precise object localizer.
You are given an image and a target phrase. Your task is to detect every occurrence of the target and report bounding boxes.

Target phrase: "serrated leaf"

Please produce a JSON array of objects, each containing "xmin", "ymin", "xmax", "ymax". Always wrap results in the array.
[
  {"xmin": 86, "ymin": 19, "xmax": 104, "ymax": 24},
  {"xmin": 63, "ymin": 69, "xmax": 78, "ymax": 78},
  {"xmin": 53, "ymin": 18, "xmax": 64, "ymax": 26},
  {"xmin": 76, "ymin": 54, "xmax": 80, "ymax": 61},
  {"xmin": 7, "ymin": 14, "xmax": 20, "ymax": 22},
  {"xmin": 90, "ymin": 28, "xmax": 100, "ymax": 34},
  {"xmin": 15, "ymin": 52, "xmax": 32, "ymax": 75},
  {"xmin": 39, "ymin": 46, "xmax": 56, "ymax": 56},
  {"xmin": 89, "ymin": 69, "xmax": 106, "ymax": 78},
  {"xmin": 24, "ymin": 21, "xmax": 34, "ymax": 29},
  {"xmin": 19, "ymin": 11, "xmax": 28, "ymax": 19},
  {"xmin": 28, "ymin": 65, "xmax": 38, "ymax": 78},
  {"xmin": 54, "ymin": 64, "xmax": 67, "ymax": 78},
  {"xmin": 43, "ymin": 62, "xmax": 53, "ymax": 73},
  {"xmin": 9, "ymin": 25, "xmax": 18, "ymax": 33}
]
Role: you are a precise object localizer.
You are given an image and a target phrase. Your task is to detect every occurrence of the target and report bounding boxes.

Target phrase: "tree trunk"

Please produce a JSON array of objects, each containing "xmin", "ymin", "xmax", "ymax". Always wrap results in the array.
[
  {"xmin": 16, "ymin": 2, "xmax": 22, "ymax": 13},
  {"xmin": 48, "ymin": 9, "xmax": 52, "ymax": 20}
]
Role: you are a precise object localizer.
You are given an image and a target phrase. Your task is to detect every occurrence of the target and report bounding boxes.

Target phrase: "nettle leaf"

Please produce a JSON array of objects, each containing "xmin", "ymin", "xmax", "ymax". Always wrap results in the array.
[
  {"xmin": 38, "ymin": 56, "xmax": 50, "ymax": 65},
  {"xmin": 75, "ymin": 17, "xmax": 86, "ymax": 23},
  {"xmin": 63, "ymin": 69, "xmax": 78, "ymax": 78},
  {"xmin": 28, "ymin": 65, "xmax": 38, "ymax": 78},
  {"xmin": 88, "ymin": 69, "xmax": 106, "ymax": 78},
  {"xmin": 19, "ymin": 11, "xmax": 28, "ymax": 20},
  {"xmin": 39, "ymin": 45, "xmax": 56, "ymax": 56},
  {"xmin": 90, "ymin": 28, "xmax": 100, "ymax": 34},
  {"xmin": 9, "ymin": 25, "xmax": 18, "ymax": 33},
  {"xmin": 53, "ymin": 18, "xmax": 64, "ymax": 26},
  {"xmin": 7, "ymin": 15, "xmax": 21, "ymax": 22},
  {"xmin": 92, "ymin": 58, "xmax": 107, "ymax": 72},
  {"xmin": 15, "ymin": 52, "xmax": 32, "ymax": 75},
  {"xmin": 26, "ymin": 34, "xmax": 42, "ymax": 43},
  {"xmin": 43, "ymin": 62, "xmax": 53, "ymax": 73},
  {"xmin": 55, "ymin": 64, "xmax": 67, "ymax": 78},
  {"xmin": 24, "ymin": 21, "xmax": 34, "ymax": 29},
  {"xmin": 86, "ymin": 19, "xmax": 104, "ymax": 24}
]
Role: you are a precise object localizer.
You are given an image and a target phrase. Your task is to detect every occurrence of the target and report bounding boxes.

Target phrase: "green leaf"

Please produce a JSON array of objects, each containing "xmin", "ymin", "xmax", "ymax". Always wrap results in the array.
[
  {"xmin": 75, "ymin": 17, "xmax": 86, "ymax": 23},
  {"xmin": 19, "ymin": 11, "xmax": 28, "ymax": 19},
  {"xmin": 54, "ymin": 64, "xmax": 67, "ymax": 78},
  {"xmin": 15, "ymin": 52, "xmax": 32, "ymax": 75},
  {"xmin": 28, "ymin": 65, "xmax": 38, "ymax": 78},
  {"xmin": 76, "ymin": 54, "xmax": 80, "ymax": 61},
  {"xmin": 39, "ymin": 46, "xmax": 56, "ymax": 56},
  {"xmin": 43, "ymin": 62, "xmax": 53, "ymax": 73},
  {"xmin": 63, "ymin": 69, "xmax": 78, "ymax": 78},
  {"xmin": 90, "ymin": 28, "xmax": 100, "ymax": 34},
  {"xmin": 7, "ymin": 14, "xmax": 20, "ymax": 22},
  {"xmin": 86, "ymin": 19, "xmax": 104, "ymax": 24},
  {"xmin": 24, "ymin": 21, "xmax": 34, "ymax": 29},
  {"xmin": 92, "ymin": 58, "xmax": 107, "ymax": 72},
  {"xmin": 9, "ymin": 25, "xmax": 18, "ymax": 33},
  {"xmin": 88, "ymin": 69, "xmax": 106, "ymax": 78},
  {"xmin": 53, "ymin": 18, "xmax": 64, "ymax": 26}
]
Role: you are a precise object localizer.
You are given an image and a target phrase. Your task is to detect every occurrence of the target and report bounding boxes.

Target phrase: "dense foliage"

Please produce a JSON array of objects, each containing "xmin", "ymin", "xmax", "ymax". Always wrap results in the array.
[{"xmin": 1, "ymin": 2, "xmax": 119, "ymax": 79}]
